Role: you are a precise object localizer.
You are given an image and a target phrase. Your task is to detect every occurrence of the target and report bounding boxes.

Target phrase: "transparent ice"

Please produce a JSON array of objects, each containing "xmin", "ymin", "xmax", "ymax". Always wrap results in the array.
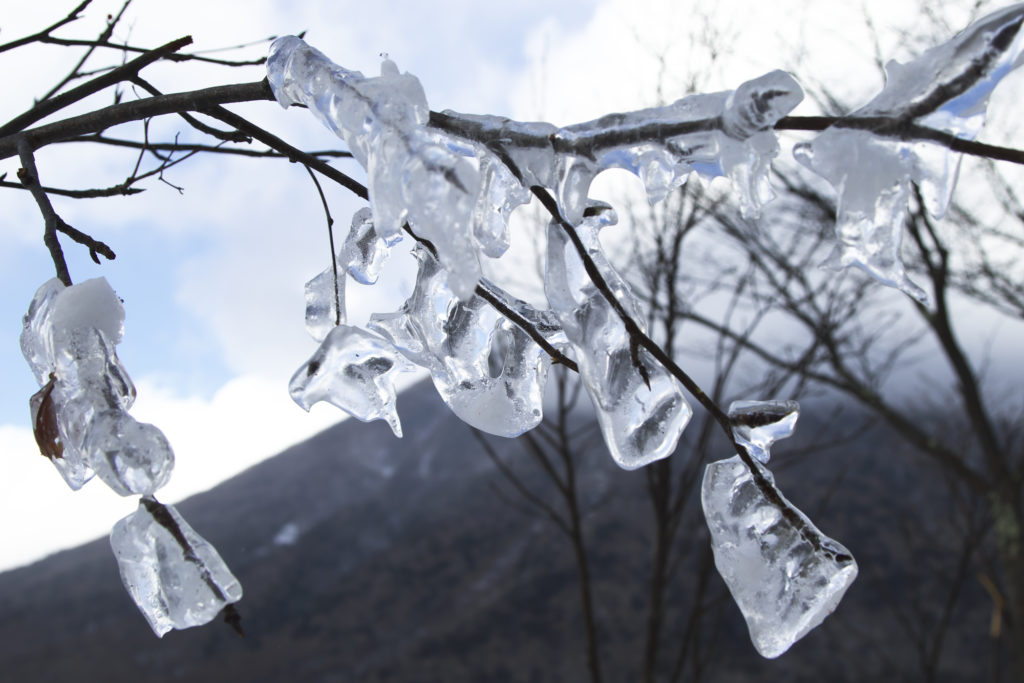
[
  {"xmin": 268, "ymin": 36, "xmax": 483, "ymax": 299},
  {"xmin": 795, "ymin": 3, "xmax": 1024, "ymax": 304},
  {"xmin": 703, "ymin": 401, "xmax": 856, "ymax": 657},
  {"xmin": 83, "ymin": 410, "xmax": 174, "ymax": 497},
  {"xmin": 20, "ymin": 277, "xmax": 66, "ymax": 384},
  {"xmin": 370, "ymin": 248, "xmax": 556, "ymax": 437},
  {"xmin": 304, "ymin": 266, "xmax": 344, "ymax": 343},
  {"xmin": 728, "ymin": 399, "xmax": 800, "ymax": 464},
  {"xmin": 110, "ymin": 498, "xmax": 242, "ymax": 637},
  {"xmin": 19, "ymin": 278, "xmax": 173, "ymax": 495},
  {"xmin": 544, "ymin": 204, "xmax": 691, "ymax": 469},
  {"xmin": 702, "ymin": 455, "xmax": 858, "ymax": 657},
  {"xmin": 343, "ymin": 207, "xmax": 397, "ymax": 285},
  {"xmin": 289, "ymin": 324, "xmax": 415, "ymax": 437}
]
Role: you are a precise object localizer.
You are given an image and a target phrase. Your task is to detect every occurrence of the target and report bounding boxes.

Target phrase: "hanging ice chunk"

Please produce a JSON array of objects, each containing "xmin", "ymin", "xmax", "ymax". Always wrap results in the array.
[
  {"xmin": 110, "ymin": 498, "xmax": 242, "ymax": 637},
  {"xmin": 21, "ymin": 278, "xmax": 136, "ymax": 490},
  {"xmin": 20, "ymin": 278, "xmax": 66, "ymax": 384},
  {"xmin": 267, "ymin": 36, "xmax": 483, "ymax": 299},
  {"xmin": 544, "ymin": 204, "xmax": 691, "ymax": 469},
  {"xmin": 20, "ymin": 277, "xmax": 175, "ymax": 496},
  {"xmin": 289, "ymin": 325, "xmax": 415, "ymax": 437},
  {"xmin": 794, "ymin": 4, "xmax": 1024, "ymax": 305},
  {"xmin": 83, "ymin": 411, "xmax": 174, "ymax": 496},
  {"xmin": 702, "ymin": 455, "xmax": 858, "ymax": 658},
  {"xmin": 28, "ymin": 375, "xmax": 94, "ymax": 490},
  {"xmin": 342, "ymin": 207, "xmax": 398, "ymax": 284},
  {"xmin": 471, "ymin": 155, "xmax": 532, "ymax": 258},
  {"xmin": 728, "ymin": 399, "xmax": 800, "ymax": 464},
  {"xmin": 370, "ymin": 249, "xmax": 558, "ymax": 437},
  {"xmin": 304, "ymin": 267, "xmax": 344, "ymax": 342}
]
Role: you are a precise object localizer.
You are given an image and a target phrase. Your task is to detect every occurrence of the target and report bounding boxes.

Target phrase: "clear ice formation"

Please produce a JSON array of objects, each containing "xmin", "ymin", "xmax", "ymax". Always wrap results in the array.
[
  {"xmin": 304, "ymin": 266, "xmax": 344, "ymax": 342},
  {"xmin": 20, "ymin": 278, "xmax": 173, "ymax": 495},
  {"xmin": 343, "ymin": 207, "xmax": 398, "ymax": 284},
  {"xmin": 110, "ymin": 498, "xmax": 242, "ymax": 637},
  {"xmin": 268, "ymin": 37, "xmax": 802, "ymax": 301},
  {"xmin": 728, "ymin": 399, "xmax": 800, "ymax": 464},
  {"xmin": 369, "ymin": 248, "xmax": 560, "ymax": 437},
  {"xmin": 794, "ymin": 3, "xmax": 1024, "ymax": 304},
  {"xmin": 304, "ymin": 207, "xmax": 402, "ymax": 342},
  {"xmin": 702, "ymin": 455, "xmax": 858, "ymax": 658},
  {"xmin": 289, "ymin": 324, "xmax": 415, "ymax": 437},
  {"xmin": 544, "ymin": 204, "xmax": 691, "ymax": 469},
  {"xmin": 268, "ymin": 35, "xmax": 485, "ymax": 300},
  {"xmin": 440, "ymin": 69, "xmax": 802, "ymax": 223}
]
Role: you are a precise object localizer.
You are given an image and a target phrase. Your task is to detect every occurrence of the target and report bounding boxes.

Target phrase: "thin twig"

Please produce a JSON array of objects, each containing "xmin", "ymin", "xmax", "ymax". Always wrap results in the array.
[
  {"xmin": 0, "ymin": 35, "xmax": 194, "ymax": 138},
  {"xmin": 0, "ymin": 1, "xmax": 92, "ymax": 54},
  {"xmin": 17, "ymin": 139, "xmax": 72, "ymax": 285},
  {"xmin": 304, "ymin": 165, "xmax": 342, "ymax": 326}
]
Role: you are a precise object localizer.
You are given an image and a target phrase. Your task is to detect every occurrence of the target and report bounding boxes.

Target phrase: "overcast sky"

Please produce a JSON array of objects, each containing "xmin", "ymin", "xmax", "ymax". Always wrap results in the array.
[{"xmin": 0, "ymin": 0, "xmax": 1018, "ymax": 571}]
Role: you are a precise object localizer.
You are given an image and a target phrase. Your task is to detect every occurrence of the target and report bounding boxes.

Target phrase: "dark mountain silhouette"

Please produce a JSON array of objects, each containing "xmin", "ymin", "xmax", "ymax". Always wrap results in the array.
[{"xmin": 0, "ymin": 380, "xmax": 1000, "ymax": 681}]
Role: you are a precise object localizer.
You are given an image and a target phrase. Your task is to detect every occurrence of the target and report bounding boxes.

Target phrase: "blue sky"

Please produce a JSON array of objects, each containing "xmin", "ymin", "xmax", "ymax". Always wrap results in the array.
[{"xmin": 1, "ymin": 0, "xmax": 1019, "ymax": 571}]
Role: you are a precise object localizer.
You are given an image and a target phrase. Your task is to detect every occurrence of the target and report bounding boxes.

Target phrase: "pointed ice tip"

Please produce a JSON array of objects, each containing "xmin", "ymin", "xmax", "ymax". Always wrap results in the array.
[
  {"xmin": 901, "ymin": 279, "xmax": 932, "ymax": 308},
  {"xmin": 386, "ymin": 415, "xmax": 403, "ymax": 438}
]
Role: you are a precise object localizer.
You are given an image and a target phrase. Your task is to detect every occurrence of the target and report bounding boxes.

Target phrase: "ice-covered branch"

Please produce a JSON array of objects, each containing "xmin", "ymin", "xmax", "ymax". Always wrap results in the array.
[{"xmin": 794, "ymin": 3, "xmax": 1024, "ymax": 304}]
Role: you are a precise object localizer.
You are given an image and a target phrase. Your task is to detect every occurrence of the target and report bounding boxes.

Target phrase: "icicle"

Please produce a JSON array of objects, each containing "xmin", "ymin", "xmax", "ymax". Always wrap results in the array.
[
  {"xmin": 472, "ymin": 155, "xmax": 532, "ymax": 258},
  {"xmin": 794, "ymin": 4, "xmax": 1024, "ymax": 305},
  {"xmin": 289, "ymin": 324, "xmax": 415, "ymax": 437},
  {"xmin": 544, "ymin": 204, "xmax": 691, "ymax": 469},
  {"xmin": 110, "ymin": 498, "xmax": 242, "ymax": 637},
  {"xmin": 369, "ymin": 249, "xmax": 557, "ymax": 437}
]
